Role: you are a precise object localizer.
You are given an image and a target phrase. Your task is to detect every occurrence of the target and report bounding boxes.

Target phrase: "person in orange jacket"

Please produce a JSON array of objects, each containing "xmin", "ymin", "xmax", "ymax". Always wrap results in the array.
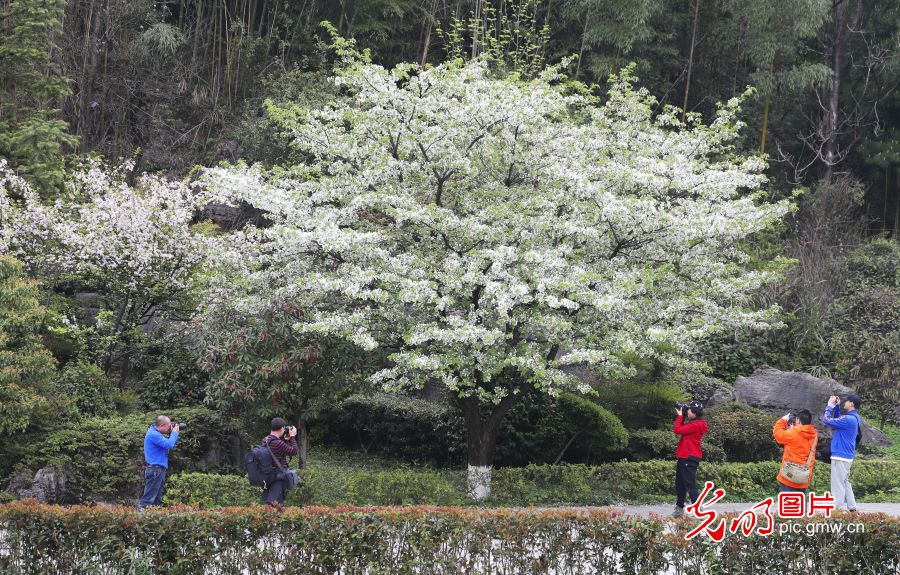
[{"xmin": 773, "ymin": 409, "xmax": 818, "ymax": 493}]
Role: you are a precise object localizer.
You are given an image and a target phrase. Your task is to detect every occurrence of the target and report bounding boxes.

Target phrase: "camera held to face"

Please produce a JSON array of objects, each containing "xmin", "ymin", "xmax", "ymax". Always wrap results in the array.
[{"xmin": 674, "ymin": 400, "xmax": 703, "ymax": 418}]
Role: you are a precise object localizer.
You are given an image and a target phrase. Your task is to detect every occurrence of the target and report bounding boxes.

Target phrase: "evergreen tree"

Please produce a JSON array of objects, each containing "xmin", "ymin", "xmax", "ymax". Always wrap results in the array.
[
  {"xmin": 0, "ymin": 0, "xmax": 77, "ymax": 195},
  {"xmin": 0, "ymin": 256, "xmax": 56, "ymax": 435}
]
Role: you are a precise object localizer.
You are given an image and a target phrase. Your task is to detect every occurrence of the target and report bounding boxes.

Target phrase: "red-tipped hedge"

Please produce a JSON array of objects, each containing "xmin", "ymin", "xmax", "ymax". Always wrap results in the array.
[{"xmin": 0, "ymin": 501, "xmax": 898, "ymax": 574}]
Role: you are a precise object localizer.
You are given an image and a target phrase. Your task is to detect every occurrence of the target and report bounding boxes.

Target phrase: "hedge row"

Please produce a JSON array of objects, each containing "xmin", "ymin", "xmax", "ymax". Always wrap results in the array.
[
  {"xmin": 1, "ymin": 501, "xmax": 897, "ymax": 575},
  {"xmin": 163, "ymin": 459, "xmax": 900, "ymax": 508}
]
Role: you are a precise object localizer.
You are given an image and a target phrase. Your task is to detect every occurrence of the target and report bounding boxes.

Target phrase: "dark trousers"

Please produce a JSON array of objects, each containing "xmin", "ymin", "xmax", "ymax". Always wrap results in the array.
[
  {"xmin": 262, "ymin": 479, "xmax": 286, "ymax": 505},
  {"xmin": 778, "ymin": 481, "xmax": 808, "ymax": 493},
  {"xmin": 138, "ymin": 465, "xmax": 167, "ymax": 509},
  {"xmin": 675, "ymin": 457, "xmax": 700, "ymax": 508}
]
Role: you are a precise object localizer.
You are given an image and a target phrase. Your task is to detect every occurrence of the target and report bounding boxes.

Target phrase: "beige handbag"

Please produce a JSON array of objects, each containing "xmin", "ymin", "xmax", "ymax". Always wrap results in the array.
[{"xmin": 781, "ymin": 435, "xmax": 818, "ymax": 485}]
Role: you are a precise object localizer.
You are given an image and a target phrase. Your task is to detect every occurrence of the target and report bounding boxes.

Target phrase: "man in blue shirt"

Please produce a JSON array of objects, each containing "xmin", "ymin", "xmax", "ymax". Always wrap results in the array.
[
  {"xmin": 822, "ymin": 393, "xmax": 862, "ymax": 512},
  {"xmin": 138, "ymin": 415, "xmax": 180, "ymax": 510}
]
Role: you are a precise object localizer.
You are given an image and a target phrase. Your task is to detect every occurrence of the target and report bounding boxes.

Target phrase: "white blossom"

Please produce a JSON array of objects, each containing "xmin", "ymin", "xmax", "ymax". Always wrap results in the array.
[{"xmin": 198, "ymin": 58, "xmax": 792, "ymax": 402}]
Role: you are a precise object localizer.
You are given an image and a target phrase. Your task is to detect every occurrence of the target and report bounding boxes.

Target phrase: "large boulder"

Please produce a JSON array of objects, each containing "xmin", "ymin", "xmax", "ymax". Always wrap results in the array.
[
  {"xmin": 707, "ymin": 365, "xmax": 891, "ymax": 447},
  {"xmin": 6, "ymin": 465, "xmax": 67, "ymax": 504}
]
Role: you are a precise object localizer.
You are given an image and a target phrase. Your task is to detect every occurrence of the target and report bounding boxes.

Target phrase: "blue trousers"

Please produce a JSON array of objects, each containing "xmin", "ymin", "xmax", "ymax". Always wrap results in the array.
[{"xmin": 138, "ymin": 465, "xmax": 167, "ymax": 509}]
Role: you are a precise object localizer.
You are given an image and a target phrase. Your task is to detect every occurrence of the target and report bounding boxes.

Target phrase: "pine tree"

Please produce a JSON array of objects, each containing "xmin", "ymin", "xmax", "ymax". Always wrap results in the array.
[
  {"xmin": 0, "ymin": 0, "xmax": 77, "ymax": 196},
  {"xmin": 0, "ymin": 256, "xmax": 56, "ymax": 435}
]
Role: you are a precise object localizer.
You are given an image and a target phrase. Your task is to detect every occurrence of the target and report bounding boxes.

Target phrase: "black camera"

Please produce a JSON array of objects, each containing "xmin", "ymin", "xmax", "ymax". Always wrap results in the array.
[
  {"xmin": 786, "ymin": 414, "xmax": 796, "ymax": 426},
  {"xmin": 285, "ymin": 425, "xmax": 295, "ymax": 435},
  {"xmin": 176, "ymin": 422, "xmax": 187, "ymax": 430},
  {"xmin": 675, "ymin": 400, "xmax": 703, "ymax": 418}
]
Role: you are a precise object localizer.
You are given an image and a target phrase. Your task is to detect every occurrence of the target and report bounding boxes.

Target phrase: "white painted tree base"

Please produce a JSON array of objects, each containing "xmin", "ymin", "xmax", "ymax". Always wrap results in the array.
[{"xmin": 467, "ymin": 465, "xmax": 492, "ymax": 500}]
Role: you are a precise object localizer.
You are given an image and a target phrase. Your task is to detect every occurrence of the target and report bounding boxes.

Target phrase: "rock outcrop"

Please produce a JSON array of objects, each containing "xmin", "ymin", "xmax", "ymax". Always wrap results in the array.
[{"xmin": 707, "ymin": 365, "xmax": 891, "ymax": 447}]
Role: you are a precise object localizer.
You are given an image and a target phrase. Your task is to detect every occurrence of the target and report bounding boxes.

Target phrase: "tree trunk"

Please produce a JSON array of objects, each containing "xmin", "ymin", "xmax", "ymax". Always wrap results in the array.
[
  {"xmin": 553, "ymin": 431, "xmax": 581, "ymax": 465},
  {"xmin": 823, "ymin": 0, "xmax": 862, "ymax": 181},
  {"xmin": 460, "ymin": 392, "xmax": 520, "ymax": 500},
  {"xmin": 894, "ymin": 166, "xmax": 899, "ymax": 239},
  {"xmin": 296, "ymin": 418, "xmax": 308, "ymax": 469},
  {"xmin": 471, "ymin": 0, "xmax": 483, "ymax": 59},
  {"xmin": 575, "ymin": 15, "xmax": 589, "ymax": 78},
  {"xmin": 419, "ymin": 0, "xmax": 437, "ymax": 67},
  {"xmin": 681, "ymin": 0, "xmax": 700, "ymax": 121},
  {"xmin": 759, "ymin": 61, "xmax": 774, "ymax": 154}
]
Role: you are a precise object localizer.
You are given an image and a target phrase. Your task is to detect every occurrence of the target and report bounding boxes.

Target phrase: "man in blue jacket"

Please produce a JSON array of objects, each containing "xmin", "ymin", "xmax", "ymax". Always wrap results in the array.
[
  {"xmin": 822, "ymin": 394, "xmax": 862, "ymax": 512},
  {"xmin": 138, "ymin": 415, "xmax": 181, "ymax": 510}
]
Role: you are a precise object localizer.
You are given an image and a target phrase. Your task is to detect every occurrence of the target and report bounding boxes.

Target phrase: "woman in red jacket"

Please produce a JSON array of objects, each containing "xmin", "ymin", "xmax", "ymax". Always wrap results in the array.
[{"xmin": 672, "ymin": 400, "xmax": 708, "ymax": 518}]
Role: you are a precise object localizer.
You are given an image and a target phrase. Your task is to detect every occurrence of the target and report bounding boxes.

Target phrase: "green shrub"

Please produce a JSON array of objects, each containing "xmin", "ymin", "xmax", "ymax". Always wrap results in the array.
[
  {"xmin": 329, "ymin": 393, "xmax": 465, "ymax": 465},
  {"xmin": 625, "ymin": 428, "xmax": 678, "ymax": 461},
  {"xmin": 164, "ymin": 473, "xmax": 261, "ymax": 508},
  {"xmin": 5, "ymin": 407, "xmax": 238, "ymax": 502},
  {"xmin": 342, "ymin": 469, "xmax": 463, "ymax": 506},
  {"xmin": 135, "ymin": 342, "xmax": 209, "ymax": 410},
  {"xmin": 326, "ymin": 391, "xmax": 630, "ymax": 468},
  {"xmin": 52, "ymin": 361, "xmax": 115, "ymax": 417},
  {"xmin": 668, "ymin": 373, "xmax": 729, "ymax": 403},
  {"xmin": 601, "ymin": 378, "xmax": 686, "ymax": 429},
  {"xmin": 160, "ymin": 459, "xmax": 900, "ymax": 508},
  {"xmin": 705, "ymin": 402, "xmax": 782, "ymax": 462},
  {"xmin": 1, "ymin": 501, "xmax": 897, "ymax": 574},
  {"xmin": 495, "ymin": 391, "xmax": 629, "ymax": 466}
]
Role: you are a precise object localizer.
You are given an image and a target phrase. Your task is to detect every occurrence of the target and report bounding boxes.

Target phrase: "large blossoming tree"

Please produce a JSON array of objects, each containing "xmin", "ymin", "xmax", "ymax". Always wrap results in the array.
[
  {"xmin": 201, "ymin": 49, "xmax": 792, "ymax": 498},
  {"xmin": 0, "ymin": 160, "xmax": 206, "ymax": 378}
]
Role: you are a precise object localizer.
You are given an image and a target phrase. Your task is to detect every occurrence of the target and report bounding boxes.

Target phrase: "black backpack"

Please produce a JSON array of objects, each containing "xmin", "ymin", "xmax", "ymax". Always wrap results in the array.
[
  {"xmin": 245, "ymin": 440, "xmax": 276, "ymax": 487},
  {"xmin": 852, "ymin": 413, "xmax": 863, "ymax": 449}
]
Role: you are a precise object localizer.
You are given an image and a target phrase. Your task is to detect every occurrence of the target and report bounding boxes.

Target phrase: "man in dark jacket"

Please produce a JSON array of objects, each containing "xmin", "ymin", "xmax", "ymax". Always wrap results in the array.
[
  {"xmin": 261, "ymin": 417, "xmax": 298, "ymax": 511},
  {"xmin": 672, "ymin": 401, "xmax": 708, "ymax": 518}
]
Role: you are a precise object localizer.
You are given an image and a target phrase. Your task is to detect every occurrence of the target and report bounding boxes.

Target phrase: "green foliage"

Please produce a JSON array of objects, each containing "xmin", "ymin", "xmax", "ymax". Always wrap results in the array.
[
  {"xmin": 4, "ymin": 500, "xmax": 896, "ymax": 574},
  {"xmin": 51, "ymin": 361, "xmax": 115, "ymax": 417},
  {"xmin": 496, "ymin": 392, "xmax": 629, "ymax": 466},
  {"xmin": 336, "ymin": 468, "xmax": 462, "ymax": 506},
  {"xmin": 561, "ymin": 0, "xmax": 665, "ymax": 79},
  {"xmin": 0, "ymin": 0, "xmax": 77, "ymax": 194},
  {"xmin": 135, "ymin": 340, "xmax": 209, "ymax": 411},
  {"xmin": 1, "ymin": 407, "xmax": 236, "ymax": 502},
  {"xmin": 324, "ymin": 391, "xmax": 627, "ymax": 467},
  {"xmin": 694, "ymin": 329, "xmax": 788, "ymax": 383},
  {"xmin": 440, "ymin": 0, "xmax": 551, "ymax": 78},
  {"xmin": 877, "ymin": 423, "xmax": 900, "ymax": 461},
  {"xmin": 163, "ymin": 472, "xmax": 261, "ymax": 508},
  {"xmin": 227, "ymin": 70, "xmax": 340, "ymax": 166},
  {"xmin": 196, "ymin": 302, "xmax": 379, "ymax": 461},
  {"xmin": 162, "ymin": 458, "xmax": 900, "ymax": 508},
  {"xmin": 0, "ymin": 257, "xmax": 57, "ymax": 435},
  {"xmin": 328, "ymin": 393, "xmax": 465, "ymax": 465},
  {"xmin": 624, "ymin": 428, "xmax": 678, "ymax": 461},
  {"xmin": 704, "ymin": 402, "xmax": 781, "ymax": 463},
  {"xmin": 668, "ymin": 373, "xmax": 729, "ymax": 403},
  {"xmin": 825, "ymin": 239, "xmax": 900, "ymax": 426},
  {"xmin": 601, "ymin": 377, "xmax": 685, "ymax": 430}
]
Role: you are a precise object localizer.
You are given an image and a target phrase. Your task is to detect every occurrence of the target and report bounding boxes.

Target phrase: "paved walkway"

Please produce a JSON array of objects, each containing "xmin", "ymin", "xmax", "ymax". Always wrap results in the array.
[{"xmin": 603, "ymin": 502, "xmax": 900, "ymax": 517}]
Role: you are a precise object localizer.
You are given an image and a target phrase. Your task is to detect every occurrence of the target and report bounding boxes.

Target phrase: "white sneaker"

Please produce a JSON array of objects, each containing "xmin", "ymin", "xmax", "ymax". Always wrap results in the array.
[{"xmin": 672, "ymin": 506, "xmax": 684, "ymax": 518}]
